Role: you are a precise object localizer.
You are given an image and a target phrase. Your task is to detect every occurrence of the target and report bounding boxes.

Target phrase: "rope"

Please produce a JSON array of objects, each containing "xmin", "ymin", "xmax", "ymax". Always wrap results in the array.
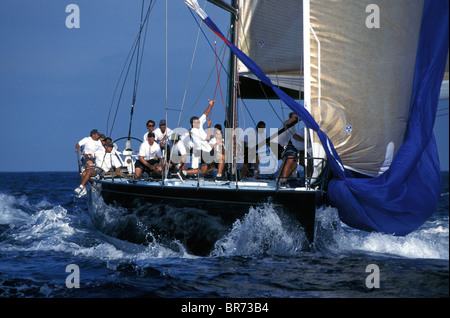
[
  {"xmin": 211, "ymin": 39, "xmax": 229, "ymax": 124},
  {"xmin": 128, "ymin": 0, "xmax": 151, "ymax": 141},
  {"xmin": 179, "ymin": 8, "xmax": 231, "ymax": 126},
  {"xmin": 177, "ymin": 2, "xmax": 207, "ymax": 127},
  {"xmin": 106, "ymin": 0, "xmax": 155, "ymax": 137}
]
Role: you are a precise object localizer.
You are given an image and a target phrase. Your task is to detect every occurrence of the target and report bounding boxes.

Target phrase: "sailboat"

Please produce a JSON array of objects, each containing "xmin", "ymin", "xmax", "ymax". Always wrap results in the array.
[{"xmin": 83, "ymin": 0, "xmax": 448, "ymax": 256}]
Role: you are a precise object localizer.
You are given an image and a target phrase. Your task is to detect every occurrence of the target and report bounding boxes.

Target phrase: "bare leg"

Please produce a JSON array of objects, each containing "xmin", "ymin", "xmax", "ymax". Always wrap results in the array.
[
  {"xmin": 81, "ymin": 168, "xmax": 97, "ymax": 186},
  {"xmin": 135, "ymin": 167, "xmax": 143, "ymax": 178},
  {"xmin": 280, "ymin": 158, "xmax": 297, "ymax": 183}
]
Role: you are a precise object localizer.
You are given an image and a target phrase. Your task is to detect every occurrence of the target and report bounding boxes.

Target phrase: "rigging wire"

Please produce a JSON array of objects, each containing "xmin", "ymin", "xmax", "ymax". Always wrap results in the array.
[
  {"xmin": 183, "ymin": 5, "xmax": 281, "ymax": 130},
  {"xmin": 178, "ymin": 56, "xmax": 223, "ymax": 126},
  {"xmin": 106, "ymin": 0, "xmax": 155, "ymax": 138},
  {"xmin": 177, "ymin": 1, "xmax": 208, "ymax": 127},
  {"xmin": 185, "ymin": 5, "xmax": 274, "ymax": 130},
  {"xmin": 178, "ymin": 7, "xmax": 231, "ymax": 126},
  {"xmin": 188, "ymin": 9, "xmax": 230, "ymax": 89},
  {"xmin": 211, "ymin": 38, "xmax": 229, "ymax": 125},
  {"xmin": 239, "ymin": 98, "xmax": 257, "ymax": 127},
  {"xmin": 128, "ymin": 0, "xmax": 151, "ymax": 142},
  {"xmin": 210, "ymin": 5, "xmax": 223, "ymax": 122}
]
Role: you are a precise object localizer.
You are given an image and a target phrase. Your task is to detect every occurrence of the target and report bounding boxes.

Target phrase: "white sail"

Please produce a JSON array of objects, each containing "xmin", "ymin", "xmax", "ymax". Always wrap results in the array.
[
  {"xmin": 238, "ymin": 0, "xmax": 303, "ymax": 93},
  {"xmin": 307, "ymin": 0, "xmax": 425, "ymax": 176},
  {"xmin": 237, "ymin": 0, "xmax": 431, "ymax": 177}
]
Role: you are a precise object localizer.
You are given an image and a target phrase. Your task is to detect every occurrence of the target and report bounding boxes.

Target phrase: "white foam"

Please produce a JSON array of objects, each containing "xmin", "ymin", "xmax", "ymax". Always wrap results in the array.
[
  {"xmin": 0, "ymin": 193, "xmax": 32, "ymax": 226},
  {"xmin": 3, "ymin": 190, "xmax": 446, "ymax": 262},
  {"xmin": 86, "ymin": 190, "xmax": 196, "ymax": 260},
  {"xmin": 211, "ymin": 202, "xmax": 309, "ymax": 257},
  {"xmin": 315, "ymin": 206, "xmax": 449, "ymax": 260}
]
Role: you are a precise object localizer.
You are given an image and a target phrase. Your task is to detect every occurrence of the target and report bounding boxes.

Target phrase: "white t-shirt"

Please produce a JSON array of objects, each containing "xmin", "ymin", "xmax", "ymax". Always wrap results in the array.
[
  {"xmin": 190, "ymin": 114, "xmax": 212, "ymax": 152},
  {"xmin": 277, "ymin": 125, "xmax": 297, "ymax": 148},
  {"xmin": 291, "ymin": 128, "xmax": 305, "ymax": 151},
  {"xmin": 138, "ymin": 141, "xmax": 162, "ymax": 161},
  {"xmin": 78, "ymin": 136, "xmax": 103, "ymax": 156},
  {"xmin": 180, "ymin": 132, "xmax": 193, "ymax": 150},
  {"xmin": 171, "ymin": 141, "xmax": 187, "ymax": 157},
  {"xmin": 278, "ymin": 124, "xmax": 305, "ymax": 151},
  {"xmin": 154, "ymin": 127, "xmax": 173, "ymax": 143},
  {"xmin": 94, "ymin": 149, "xmax": 122, "ymax": 171},
  {"xmin": 170, "ymin": 141, "xmax": 187, "ymax": 166}
]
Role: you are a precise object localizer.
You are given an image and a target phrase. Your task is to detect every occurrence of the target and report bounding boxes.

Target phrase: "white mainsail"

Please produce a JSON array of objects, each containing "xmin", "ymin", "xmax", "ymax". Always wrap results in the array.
[{"xmin": 238, "ymin": 0, "xmax": 303, "ymax": 93}]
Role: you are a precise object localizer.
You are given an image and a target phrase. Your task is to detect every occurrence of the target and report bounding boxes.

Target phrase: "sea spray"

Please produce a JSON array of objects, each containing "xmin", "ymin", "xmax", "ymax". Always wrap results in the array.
[
  {"xmin": 210, "ymin": 202, "xmax": 309, "ymax": 257},
  {"xmin": 314, "ymin": 205, "xmax": 449, "ymax": 259},
  {"xmin": 87, "ymin": 188, "xmax": 199, "ymax": 258},
  {"xmin": 0, "ymin": 172, "xmax": 447, "ymax": 297},
  {"xmin": 0, "ymin": 193, "xmax": 32, "ymax": 227}
]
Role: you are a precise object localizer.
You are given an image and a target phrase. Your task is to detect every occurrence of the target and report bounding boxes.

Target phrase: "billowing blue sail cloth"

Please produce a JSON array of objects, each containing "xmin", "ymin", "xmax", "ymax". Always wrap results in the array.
[
  {"xmin": 186, "ymin": 0, "xmax": 448, "ymax": 235},
  {"xmin": 327, "ymin": 0, "xmax": 448, "ymax": 235}
]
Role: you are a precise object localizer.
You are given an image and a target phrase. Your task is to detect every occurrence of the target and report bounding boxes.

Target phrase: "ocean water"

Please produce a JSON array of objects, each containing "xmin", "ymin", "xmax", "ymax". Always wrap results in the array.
[{"xmin": 0, "ymin": 172, "xmax": 448, "ymax": 304}]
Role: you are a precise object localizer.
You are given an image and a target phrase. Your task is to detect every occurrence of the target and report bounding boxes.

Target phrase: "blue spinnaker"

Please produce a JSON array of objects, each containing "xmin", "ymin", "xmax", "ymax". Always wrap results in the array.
[
  {"xmin": 327, "ymin": 0, "xmax": 448, "ymax": 235},
  {"xmin": 188, "ymin": 0, "xmax": 448, "ymax": 235}
]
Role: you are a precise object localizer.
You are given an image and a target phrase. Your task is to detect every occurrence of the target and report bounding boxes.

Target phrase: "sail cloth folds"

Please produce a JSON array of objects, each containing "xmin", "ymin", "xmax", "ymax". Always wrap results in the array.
[
  {"xmin": 328, "ymin": 0, "xmax": 448, "ymax": 235},
  {"xmin": 184, "ymin": 0, "xmax": 346, "ymax": 180},
  {"xmin": 309, "ymin": 0, "xmax": 425, "ymax": 177},
  {"xmin": 185, "ymin": 0, "xmax": 448, "ymax": 236},
  {"xmin": 238, "ymin": 1, "xmax": 303, "ymax": 95}
]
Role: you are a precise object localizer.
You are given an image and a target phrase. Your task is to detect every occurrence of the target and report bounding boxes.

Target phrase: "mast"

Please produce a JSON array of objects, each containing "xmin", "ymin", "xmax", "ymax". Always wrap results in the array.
[
  {"xmin": 303, "ymin": 0, "xmax": 311, "ymax": 187},
  {"xmin": 225, "ymin": 0, "xmax": 239, "ymax": 177}
]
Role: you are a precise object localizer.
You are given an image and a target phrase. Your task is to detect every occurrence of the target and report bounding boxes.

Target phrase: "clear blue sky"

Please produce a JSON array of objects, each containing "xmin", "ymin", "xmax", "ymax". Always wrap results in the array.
[{"xmin": 0, "ymin": 1, "xmax": 448, "ymax": 172}]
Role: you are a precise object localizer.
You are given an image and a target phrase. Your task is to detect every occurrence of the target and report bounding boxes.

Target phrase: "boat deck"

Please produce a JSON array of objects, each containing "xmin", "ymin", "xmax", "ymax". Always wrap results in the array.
[{"xmin": 96, "ymin": 175, "xmax": 314, "ymax": 192}]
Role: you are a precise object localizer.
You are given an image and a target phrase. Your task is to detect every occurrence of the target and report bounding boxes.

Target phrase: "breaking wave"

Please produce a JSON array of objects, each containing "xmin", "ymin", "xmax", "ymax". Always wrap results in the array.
[{"xmin": 1, "ymin": 190, "xmax": 447, "ymax": 261}]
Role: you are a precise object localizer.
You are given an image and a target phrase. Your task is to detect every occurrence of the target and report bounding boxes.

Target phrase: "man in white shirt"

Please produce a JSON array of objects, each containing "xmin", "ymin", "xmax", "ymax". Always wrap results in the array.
[
  {"xmin": 180, "ymin": 131, "xmax": 194, "ymax": 152},
  {"xmin": 277, "ymin": 113, "xmax": 308, "ymax": 188},
  {"xmin": 74, "ymin": 141, "xmax": 121, "ymax": 197},
  {"xmin": 277, "ymin": 113, "xmax": 303, "ymax": 159},
  {"xmin": 190, "ymin": 99, "xmax": 214, "ymax": 155},
  {"xmin": 177, "ymin": 99, "xmax": 218, "ymax": 181},
  {"xmin": 169, "ymin": 133, "xmax": 188, "ymax": 173},
  {"xmin": 154, "ymin": 119, "xmax": 173, "ymax": 151},
  {"xmin": 75, "ymin": 129, "xmax": 103, "ymax": 168},
  {"xmin": 135, "ymin": 132, "xmax": 163, "ymax": 178},
  {"xmin": 142, "ymin": 120, "xmax": 156, "ymax": 141},
  {"xmin": 94, "ymin": 143, "xmax": 122, "ymax": 173}
]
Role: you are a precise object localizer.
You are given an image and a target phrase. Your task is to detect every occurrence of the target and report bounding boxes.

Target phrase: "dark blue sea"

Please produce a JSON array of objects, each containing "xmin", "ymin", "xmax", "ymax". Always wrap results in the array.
[{"xmin": 0, "ymin": 172, "xmax": 448, "ymax": 308}]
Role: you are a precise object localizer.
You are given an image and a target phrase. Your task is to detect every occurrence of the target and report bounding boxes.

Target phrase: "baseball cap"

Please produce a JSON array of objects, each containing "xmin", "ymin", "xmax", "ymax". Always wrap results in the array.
[
  {"xmin": 159, "ymin": 119, "xmax": 166, "ymax": 126},
  {"xmin": 90, "ymin": 129, "xmax": 101, "ymax": 135}
]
